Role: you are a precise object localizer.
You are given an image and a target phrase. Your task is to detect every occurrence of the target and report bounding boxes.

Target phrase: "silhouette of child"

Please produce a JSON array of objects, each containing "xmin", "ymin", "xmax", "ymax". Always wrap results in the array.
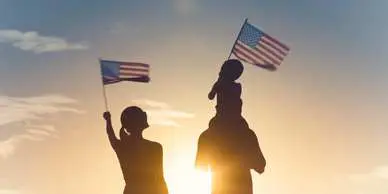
[
  {"xmin": 208, "ymin": 59, "xmax": 248, "ymax": 128},
  {"xmin": 103, "ymin": 106, "xmax": 169, "ymax": 194},
  {"xmin": 206, "ymin": 59, "xmax": 265, "ymax": 170}
]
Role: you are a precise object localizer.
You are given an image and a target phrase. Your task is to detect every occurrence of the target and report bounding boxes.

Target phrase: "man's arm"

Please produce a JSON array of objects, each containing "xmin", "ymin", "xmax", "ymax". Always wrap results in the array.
[
  {"xmin": 253, "ymin": 145, "xmax": 266, "ymax": 174},
  {"xmin": 103, "ymin": 112, "xmax": 120, "ymax": 149},
  {"xmin": 247, "ymin": 129, "xmax": 266, "ymax": 174},
  {"xmin": 155, "ymin": 144, "xmax": 169, "ymax": 194},
  {"xmin": 195, "ymin": 132, "xmax": 210, "ymax": 171}
]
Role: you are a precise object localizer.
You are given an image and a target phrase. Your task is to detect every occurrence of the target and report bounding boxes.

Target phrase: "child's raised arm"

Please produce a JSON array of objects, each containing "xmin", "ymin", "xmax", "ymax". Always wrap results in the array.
[
  {"xmin": 208, "ymin": 80, "xmax": 220, "ymax": 100},
  {"xmin": 103, "ymin": 112, "xmax": 120, "ymax": 150}
]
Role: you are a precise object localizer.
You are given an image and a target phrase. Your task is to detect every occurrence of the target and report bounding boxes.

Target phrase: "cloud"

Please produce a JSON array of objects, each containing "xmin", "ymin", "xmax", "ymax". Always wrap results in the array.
[
  {"xmin": 0, "ymin": 95, "xmax": 82, "ymax": 126},
  {"xmin": 0, "ymin": 30, "xmax": 88, "ymax": 53},
  {"xmin": 0, "ymin": 190, "xmax": 20, "ymax": 194},
  {"xmin": 0, "ymin": 94, "xmax": 82, "ymax": 158},
  {"xmin": 340, "ymin": 166, "xmax": 388, "ymax": 194},
  {"xmin": 349, "ymin": 165, "xmax": 388, "ymax": 182},
  {"xmin": 172, "ymin": 0, "xmax": 196, "ymax": 15},
  {"xmin": 0, "ymin": 134, "xmax": 42, "ymax": 158},
  {"xmin": 373, "ymin": 166, "xmax": 388, "ymax": 179},
  {"xmin": 132, "ymin": 99, "xmax": 195, "ymax": 127},
  {"xmin": 132, "ymin": 99, "xmax": 170, "ymax": 109}
]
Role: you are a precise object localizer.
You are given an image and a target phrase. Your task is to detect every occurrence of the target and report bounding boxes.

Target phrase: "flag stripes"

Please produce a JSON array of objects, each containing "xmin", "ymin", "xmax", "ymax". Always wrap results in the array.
[
  {"xmin": 232, "ymin": 21, "xmax": 290, "ymax": 70},
  {"xmin": 100, "ymin": 60, "xmax": 150, "ymax": 84}
]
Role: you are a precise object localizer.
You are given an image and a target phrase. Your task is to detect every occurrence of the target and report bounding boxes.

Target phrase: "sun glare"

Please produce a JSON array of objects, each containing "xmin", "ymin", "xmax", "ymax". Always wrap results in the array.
[{"xmin": 165, "ymin": 157, "xmax": 212, "ymax": 194}]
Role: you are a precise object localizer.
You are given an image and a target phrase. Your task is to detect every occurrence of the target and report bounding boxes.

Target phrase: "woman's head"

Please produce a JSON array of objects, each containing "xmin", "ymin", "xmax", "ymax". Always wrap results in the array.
[
  {"xmin": 219, "ymin": 59, "xmax": 244, "ymax": 81},
  {"xmin": 120, "ymin": 106, "xmax": 149, "ymax": 133}
]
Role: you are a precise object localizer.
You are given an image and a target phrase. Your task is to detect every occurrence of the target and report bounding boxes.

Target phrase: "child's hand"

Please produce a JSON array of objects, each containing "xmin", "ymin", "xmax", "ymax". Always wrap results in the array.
[
  {"xmin": 103, "ymin": 112, "xmax": 111, "ymax": 121},
  {"xmin": 208, "ymin": 91, "xmax": 216, "ymax": 100}
]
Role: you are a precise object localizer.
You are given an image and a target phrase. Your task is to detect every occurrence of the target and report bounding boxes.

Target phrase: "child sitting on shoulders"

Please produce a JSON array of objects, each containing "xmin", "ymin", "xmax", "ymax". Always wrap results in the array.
[
  {"xmin": 207, "ymin": 59, "xmax": 265, "ymax": 171},
  {"xmin": 208, "ymin": 59, "xmax": 248, "ymax": 128}
]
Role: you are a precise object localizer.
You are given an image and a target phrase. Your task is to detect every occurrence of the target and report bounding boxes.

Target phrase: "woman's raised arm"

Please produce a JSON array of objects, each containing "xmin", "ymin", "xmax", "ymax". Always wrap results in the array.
[{"xmin": 103, "ymin": 112, "xmax": 120, "ymax": 150}]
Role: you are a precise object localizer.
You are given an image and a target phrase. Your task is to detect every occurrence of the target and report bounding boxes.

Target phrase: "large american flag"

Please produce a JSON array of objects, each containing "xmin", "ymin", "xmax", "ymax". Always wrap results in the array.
[
  {"xmin": 232, "ymin": 21, "xmax": 290, "ymax": 71},
  {"xmin": 100, "ymin": 60, "xmax": 150, "ymax": 85}
]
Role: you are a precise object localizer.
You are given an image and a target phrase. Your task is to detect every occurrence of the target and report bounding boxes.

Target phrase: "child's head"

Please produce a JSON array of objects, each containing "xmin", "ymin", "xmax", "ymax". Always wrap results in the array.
[
  {"xmin": 219, "ymin": 59, "xmax": 244, "ymax": 81},
  {"xmin": 120, "ymin": 106, "xmax": 149, "ymax": 133}
]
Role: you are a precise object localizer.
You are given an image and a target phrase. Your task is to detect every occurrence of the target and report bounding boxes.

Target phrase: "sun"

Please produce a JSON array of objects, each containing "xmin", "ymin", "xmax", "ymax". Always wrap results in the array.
[{"xmin": 165, "ymin": 156, "xmax": 212, "ymax": 194}]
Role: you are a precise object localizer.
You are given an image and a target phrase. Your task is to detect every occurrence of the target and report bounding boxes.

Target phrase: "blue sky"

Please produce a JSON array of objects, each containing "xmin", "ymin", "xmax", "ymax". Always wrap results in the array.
[{"xmin": 1, "ymin": 1, "xmax": 388, "ymax": 194}]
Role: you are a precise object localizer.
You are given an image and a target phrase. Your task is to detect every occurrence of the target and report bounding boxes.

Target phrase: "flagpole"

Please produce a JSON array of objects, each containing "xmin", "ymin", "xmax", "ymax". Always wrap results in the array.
[
  {"xmin": 227, "ymin": 18, "xmax": 248, "ymax": 60},
  {"xmin": 99, "ymin": 58, "xmax": 109, "ymax": 111}
]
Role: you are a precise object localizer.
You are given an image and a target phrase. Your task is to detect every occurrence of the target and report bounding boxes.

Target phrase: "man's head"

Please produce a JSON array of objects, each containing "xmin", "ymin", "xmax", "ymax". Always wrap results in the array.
[
  {"xmin": 120, "ymin": 106, "xmax": 149, "ymax": 133},
  {"xmin": 219, "ymin": 59, "xmax": 244, "ymax": 81}
]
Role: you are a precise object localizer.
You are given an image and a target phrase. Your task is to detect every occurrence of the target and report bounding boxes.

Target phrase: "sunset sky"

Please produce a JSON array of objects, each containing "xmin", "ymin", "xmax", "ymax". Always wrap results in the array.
[{"xmin": 1, "ymin": 0, "xmax": 388, "ymax": 194}]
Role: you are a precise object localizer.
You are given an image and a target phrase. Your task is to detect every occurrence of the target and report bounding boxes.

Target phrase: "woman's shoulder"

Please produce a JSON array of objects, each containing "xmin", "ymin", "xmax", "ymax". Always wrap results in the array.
[
  {"xmin": 198, "ymin": 128, "xmax": 218, "ymax": 140},
  {"xmin": 143, "ymin": 139, "xmax": 163, "ymax": 151}
]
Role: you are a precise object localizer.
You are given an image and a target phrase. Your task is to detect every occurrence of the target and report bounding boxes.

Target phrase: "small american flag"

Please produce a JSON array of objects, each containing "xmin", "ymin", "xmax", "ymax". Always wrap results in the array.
[
  {"xmin": 100, "ymin": 60, "xmax": 150, "ymax": 85},
  {"xmin": 232, "ymin": 21, "xmax": 290, "ymax": 71}
]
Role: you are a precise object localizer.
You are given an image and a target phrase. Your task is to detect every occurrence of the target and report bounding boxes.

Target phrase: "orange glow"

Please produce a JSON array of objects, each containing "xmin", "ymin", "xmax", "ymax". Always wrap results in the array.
[{"xmin": 165, "ymin": 156, "xmax": 212, "ymax": 194}]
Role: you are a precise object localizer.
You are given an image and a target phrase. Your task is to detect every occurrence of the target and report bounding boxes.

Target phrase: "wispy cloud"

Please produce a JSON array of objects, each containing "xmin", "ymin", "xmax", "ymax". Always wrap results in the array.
[
  {"xmin": 132, "ymin": 99, "xmax": 170, "ymax": 109},
  {"xmin": 0, "ymin": 189, "xmax": 20, "ymax": 194},
  {"xmin": 0, "ymin": 30, "xmax": 88, "ymax": 53},
  {"xmin": 132, "ymin": 99, "xmax": 194, "ymax": 127},
  {"xmin": 0, "ymin": 133, "xmax": 41, "ymax": 159},
  {"xmin": 0, "ymin": 95, "xmax": 82, "ymax": 126},
  {"xmin": 349, "ymin": 165, "xmax": 388, "ymax": 182},
  {"xmin": 0, "ymin": 94, "xmax": 82, "ymax": 158},
  {"xmin": 172, "ymin": 0, "xmax": 196, "ymax": 15},
  {"xmin": 373, "ymin": 166, "xmax": 388, "ymax": 179}
]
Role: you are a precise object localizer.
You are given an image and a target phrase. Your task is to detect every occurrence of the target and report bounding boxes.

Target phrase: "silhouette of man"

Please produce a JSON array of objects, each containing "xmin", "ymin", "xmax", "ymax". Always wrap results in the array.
[
  {"xmin": 196, "ymin": 125, "xmax": 266, "ymax": 194},
  {"xmin": 103, "ymin": 106, "xmax": 169, "ymax": 194}
]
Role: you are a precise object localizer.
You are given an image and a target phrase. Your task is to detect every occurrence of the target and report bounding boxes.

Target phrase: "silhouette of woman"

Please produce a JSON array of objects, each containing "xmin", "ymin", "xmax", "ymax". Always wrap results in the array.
[{"xmin": 103, "ymin": 106, "xmax": 169, "ymax": 194}]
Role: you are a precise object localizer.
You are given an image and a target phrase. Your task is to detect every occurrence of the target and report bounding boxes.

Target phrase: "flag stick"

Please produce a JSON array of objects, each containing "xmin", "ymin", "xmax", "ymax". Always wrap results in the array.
[
  {"xmin": 227, "ymin": 18, "xmax": 248, "ymax": 60},
  {"xmin": 99, "ymin": 58, "xmax": 109, "ymax": 111},
  {"xmin": 101, "ymin": 83, "xmax": 109, "ymax": 111}
]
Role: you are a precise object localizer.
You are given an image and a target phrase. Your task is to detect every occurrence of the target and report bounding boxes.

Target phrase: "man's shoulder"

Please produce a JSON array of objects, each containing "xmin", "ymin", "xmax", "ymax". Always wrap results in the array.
[
  {"xmin": 198, "ymin": 128, "xmax": 220, "ymax": 146},
  {"xmin": 198, "ymin": 129, "xmax": 213, "ymax": 141}
]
